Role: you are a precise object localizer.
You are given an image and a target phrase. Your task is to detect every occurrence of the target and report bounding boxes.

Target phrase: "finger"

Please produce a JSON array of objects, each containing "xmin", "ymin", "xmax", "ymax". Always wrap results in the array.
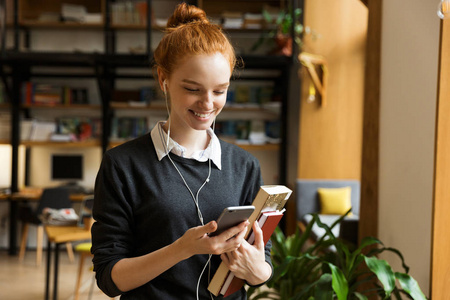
[
  {"xmin": 222, "ymin": 220, "xmax": 249, "ymax": 241},
  {"xmin": 253, "ymin": 221, "xmax": 264, "ymax": 249},
  {"xmin": 201, "ymin": 221, "xmax": 217, "ymax": 236}
]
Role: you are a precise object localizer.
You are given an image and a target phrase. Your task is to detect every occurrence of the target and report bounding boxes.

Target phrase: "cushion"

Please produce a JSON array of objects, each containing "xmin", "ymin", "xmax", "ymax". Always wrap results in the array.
[{"xmin": 318, "ymin": 187, "xmax": 352, "ymax": 215}]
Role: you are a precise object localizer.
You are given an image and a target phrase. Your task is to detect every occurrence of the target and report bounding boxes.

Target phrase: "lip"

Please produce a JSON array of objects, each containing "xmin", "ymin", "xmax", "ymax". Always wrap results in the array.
[{"xmin": 190, "ymin": 110, "xmax": 216, "ymax": 119}]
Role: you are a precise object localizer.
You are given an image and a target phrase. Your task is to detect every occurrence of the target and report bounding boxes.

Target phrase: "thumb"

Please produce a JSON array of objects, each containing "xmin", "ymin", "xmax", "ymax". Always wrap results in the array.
[
  {"xmin": 253, "ymin": 221, "xmax": 264, "ymax": 248},
  {"xmin": 203, "ymin": 221, "xmax": 217, "ymax": 235}
]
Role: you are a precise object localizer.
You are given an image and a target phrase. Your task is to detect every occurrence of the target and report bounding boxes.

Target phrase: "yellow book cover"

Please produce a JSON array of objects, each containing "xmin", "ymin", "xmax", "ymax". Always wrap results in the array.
[{"xmin": 207, "ymin": 185, "xmax": 292, "ymax": 296}]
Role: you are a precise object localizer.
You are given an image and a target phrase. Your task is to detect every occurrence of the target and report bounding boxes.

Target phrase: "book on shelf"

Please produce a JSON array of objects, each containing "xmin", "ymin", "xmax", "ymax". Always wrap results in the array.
[
  {"xmin": 207, "ymin": 185, "xmax": 292, "ymax": 296},
  {"xmin": 29, "ymin": 121, "xmax": 56, "ymax": 141},
  {"xmin": 110, "ymin": 117, "xmax": 149, "ymax": 140},
  {"xmin": 220, "ymin": 210, "xmax": 285, "ymax": 297},
  {"xmin": 21, "ymin": 82, "xmax": 89, "ymax": 106}
]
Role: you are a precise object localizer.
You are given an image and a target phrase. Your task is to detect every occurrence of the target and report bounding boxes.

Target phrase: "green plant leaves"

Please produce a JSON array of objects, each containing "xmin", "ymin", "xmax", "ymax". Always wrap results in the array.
[
  {"xmin": 395, "ymin": 272, "xmax": 427, "ymax": 300},
  {"xmin": 249, "ymin": 214, "xmax": 427, "ymax": 300},
  {"xmin": 364, "ymin": 256, "xmax": 396, "ymax": 298},
  {"xmin": 326, "ymin": 263, "xmax": 348, "ymax": 300}
]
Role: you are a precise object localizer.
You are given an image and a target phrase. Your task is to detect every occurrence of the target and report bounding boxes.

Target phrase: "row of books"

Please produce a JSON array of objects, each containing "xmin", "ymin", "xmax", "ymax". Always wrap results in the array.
[
  {"xmin": 221, "ymin": 11, "xmax": 268, "ymax": 30},
  {"xmin": 111, "ymin": 1, "xmax": 148, "ymax": 26},
  {"xmin": 216, "ymin": 120, "xmax": 281, "ymax": 145},
  {"xmin": 20, "ymin": 118, "xmax": 101, "ymax": 142},
  {"xmin": 0, "ymin": 112, "xmax": 10, "ymax": 140},
  {"xmin": 22, "ymin": 82, "xmax": 89, "ymax": 106},
  {"xmin": 226, "ymin": 85, "xmax": 276, "ymax": 106},
  {"xmin": 111, "ymin": 87, "xmax": 161, "ymax": 106},
  {"xmin": 110, "ymin": 117, "xmax": 150, "ymax": 141}
]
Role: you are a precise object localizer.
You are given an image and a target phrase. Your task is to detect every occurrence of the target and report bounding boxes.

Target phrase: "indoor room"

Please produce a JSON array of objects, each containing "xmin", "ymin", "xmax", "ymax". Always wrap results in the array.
[{"xmin": 0, "ymin": 0, "xmax": 448, "ymax": 299}]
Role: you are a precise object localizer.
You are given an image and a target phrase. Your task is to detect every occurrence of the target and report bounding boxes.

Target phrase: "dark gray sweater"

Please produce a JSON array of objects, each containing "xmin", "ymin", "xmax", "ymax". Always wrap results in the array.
[{"xmin": 91, "ymin": 134, "xmax": 271, "ymax": 299}]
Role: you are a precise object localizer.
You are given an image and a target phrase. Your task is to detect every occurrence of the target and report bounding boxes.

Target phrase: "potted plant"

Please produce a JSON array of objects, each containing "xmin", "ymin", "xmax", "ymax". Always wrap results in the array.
[
  {"xmin": 247, "ymin": 213, "xmax": 427, "ymax": 300},
  {"xmin": 251, "ymin": 6, "xmax": 311, "ymax": 56}
]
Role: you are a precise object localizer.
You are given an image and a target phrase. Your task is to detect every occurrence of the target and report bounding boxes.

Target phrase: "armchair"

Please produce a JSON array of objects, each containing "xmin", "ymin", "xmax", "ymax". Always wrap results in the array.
[{"xmin": 296, "ymin": 179, "xmax": 360, "ymax": 245}]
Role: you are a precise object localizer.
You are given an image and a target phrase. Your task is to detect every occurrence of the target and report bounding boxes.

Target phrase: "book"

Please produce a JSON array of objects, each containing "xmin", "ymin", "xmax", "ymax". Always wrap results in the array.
[
  {"xmin": 220, "ymin": 210, "xmax": 284, "ymax": 297},
  {"xmin": 207, "ymin": 185, "xmax": 292, "ymax": 296}
]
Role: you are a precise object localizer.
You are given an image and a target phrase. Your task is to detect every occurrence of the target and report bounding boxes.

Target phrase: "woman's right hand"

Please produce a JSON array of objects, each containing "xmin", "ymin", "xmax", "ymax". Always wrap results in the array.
[{"xmin": 175, "ymin": 220, "xmax": 249, "ymax": 259}]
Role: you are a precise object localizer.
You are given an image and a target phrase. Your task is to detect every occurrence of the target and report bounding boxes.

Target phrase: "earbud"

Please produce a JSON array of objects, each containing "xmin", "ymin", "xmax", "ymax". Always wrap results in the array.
[{"xmin": 163, "ymin": 80, "xmax": 167, "ymax": 94}]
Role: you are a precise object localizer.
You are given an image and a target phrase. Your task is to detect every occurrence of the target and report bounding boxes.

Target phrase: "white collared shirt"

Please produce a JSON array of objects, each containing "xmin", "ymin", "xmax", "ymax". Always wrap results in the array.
[{"xmin": 150, "ymin": 121, "xmax": 222, "ymax": 170}]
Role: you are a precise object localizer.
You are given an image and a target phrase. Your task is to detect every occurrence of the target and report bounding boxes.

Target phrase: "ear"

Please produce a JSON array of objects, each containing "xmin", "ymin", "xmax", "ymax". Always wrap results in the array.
[{"xmin": 157, "ymin": 67, "xmax": 167, "ymax": 93}]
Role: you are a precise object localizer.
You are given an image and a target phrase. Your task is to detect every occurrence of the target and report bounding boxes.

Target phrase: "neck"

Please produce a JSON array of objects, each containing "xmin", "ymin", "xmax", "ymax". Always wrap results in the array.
[{"xmin": 163, "ymin": 120, "xmax": 211, "ymax": 156}]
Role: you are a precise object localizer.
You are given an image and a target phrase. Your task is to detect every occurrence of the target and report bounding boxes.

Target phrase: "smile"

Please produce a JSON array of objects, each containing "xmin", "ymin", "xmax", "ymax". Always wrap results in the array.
[{"xmin": 192, "ymin": 110, "xmax": 215, "ymax": 118}]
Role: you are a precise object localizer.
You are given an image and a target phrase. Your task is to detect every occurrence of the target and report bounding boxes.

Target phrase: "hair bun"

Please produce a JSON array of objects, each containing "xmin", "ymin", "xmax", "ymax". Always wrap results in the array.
[{"xmin": 166, "ymin": 3, "xmax": 209, "ymax": 28}]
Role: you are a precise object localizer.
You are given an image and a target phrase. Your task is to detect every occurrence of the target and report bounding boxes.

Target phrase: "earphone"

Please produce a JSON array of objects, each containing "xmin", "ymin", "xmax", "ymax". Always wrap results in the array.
[{"xmin": 161, "ymin": 78, "xmax": 215, "ymax": 300}]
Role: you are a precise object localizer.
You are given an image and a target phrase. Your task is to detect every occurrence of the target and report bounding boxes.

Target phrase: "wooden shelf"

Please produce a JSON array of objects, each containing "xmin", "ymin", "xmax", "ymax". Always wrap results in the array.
[
  {"xmin": 0, "ymin": 139, "xmax": 11, "ymax": 145},
  {"xmin": 21, "ymin": 140, "xmax": 101, "ymax": 147},
  {"xmin": 110, "ymin": 102, "xmax": 279, "ymax": 113},
  {"xmin": 21, "ymin": 104, "xmax": 101, "ymax": 110},
  {"xmin": 109, "ymin": 139, "xmax": 279, "ymax": 151},
  {"xmin": 110, "ymin": 102, "xmax": 166, "ymax": 110},
  {"xmin": 238, "ymin": 143, "xmax": 280, "ymax": 151},
  {"xmin": 20, "ymin": 21, "xmax": 104, "ymax": 29}
]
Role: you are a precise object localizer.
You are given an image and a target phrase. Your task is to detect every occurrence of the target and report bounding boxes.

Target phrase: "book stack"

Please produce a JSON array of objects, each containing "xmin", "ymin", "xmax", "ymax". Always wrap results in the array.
[
  {"xmin": 22, "ymin": 82, "xmax": 89, "ymax": 105},
  {"xmin": 110, "ymin": 0, "xmax": 148, "ymax": 26},
  {"xmin": 208, "ymin": 185, "xmax": 292, "ymax": 297},
  {"xmin": 221, "ymin": 11, "xmax": 243, "ymax": 29},
  {"xmin": 110, "ymin": 117, "xmax": 149, "ymax": 140}
]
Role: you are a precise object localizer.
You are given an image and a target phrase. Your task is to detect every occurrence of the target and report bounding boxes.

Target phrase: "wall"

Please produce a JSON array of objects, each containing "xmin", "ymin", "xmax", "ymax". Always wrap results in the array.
[
  {"xmin": 431, "ymin": 16, "xmax": 450, "ymax": 299},
  {"xmin": 298, "ymin": 0, "xmax": 367, "ymax": 179},
  {"xmin": 379, "ymin": 0, "xmax": 440, "ymax": 295},
  {"xmin": 28, "ymin": 147, "xmax": 102, "ymax": 189}
]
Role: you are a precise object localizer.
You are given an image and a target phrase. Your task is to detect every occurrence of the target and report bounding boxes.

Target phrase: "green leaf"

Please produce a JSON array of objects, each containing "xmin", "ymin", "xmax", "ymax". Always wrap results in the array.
[
  {"xmin": 326, "ymin": 263, "xmax": 348, "ymax": 300},
  {"xmin": 395, "ymin": 272, "xmax": 427, "ymax": 300},
  {"xmin": 354, "ymin": 292, "xmax": 368, "ymax": 300},
  {"xmin": 314, "ymin": 274, "xmax": 334, "ymax": 300},
  {"xmin": 364, "ymin": 256, "xmax": 396, "ymax": 298}
]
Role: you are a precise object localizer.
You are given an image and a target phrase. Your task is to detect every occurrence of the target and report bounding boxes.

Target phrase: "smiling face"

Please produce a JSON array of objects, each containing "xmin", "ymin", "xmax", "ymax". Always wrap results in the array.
[{"xmin": 160, "ymin": 52, "xmax": 231, "ymax": 134}]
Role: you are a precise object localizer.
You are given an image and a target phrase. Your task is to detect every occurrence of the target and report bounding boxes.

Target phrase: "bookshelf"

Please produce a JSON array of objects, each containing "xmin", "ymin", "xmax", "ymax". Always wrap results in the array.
[
  {"xmin": 2, "ymin": 0, "xmax": 301, "ymax": 254},
  {"xmin": 2, "ymin": 0, "xmax": 296, "ymax": 173}
]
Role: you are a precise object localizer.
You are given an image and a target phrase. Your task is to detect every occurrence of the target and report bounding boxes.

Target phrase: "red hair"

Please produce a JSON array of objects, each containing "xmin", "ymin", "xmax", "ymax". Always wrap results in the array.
[{"xmin": 154, "ymin": 3, "xmax": 236, "ymax": 78}]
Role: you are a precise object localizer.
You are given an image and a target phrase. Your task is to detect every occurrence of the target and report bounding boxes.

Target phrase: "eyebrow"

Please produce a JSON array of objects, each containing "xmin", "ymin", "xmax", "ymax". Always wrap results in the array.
[{"xmin": 182, "ymin": 79, "xmax": 229, "ymax": 88}]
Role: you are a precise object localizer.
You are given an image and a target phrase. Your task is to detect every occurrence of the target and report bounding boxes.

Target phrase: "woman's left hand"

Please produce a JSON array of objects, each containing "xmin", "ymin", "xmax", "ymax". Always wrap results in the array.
[{"xmin": 220, "ymin": 221, "xmax": 272, "ymax": 286}]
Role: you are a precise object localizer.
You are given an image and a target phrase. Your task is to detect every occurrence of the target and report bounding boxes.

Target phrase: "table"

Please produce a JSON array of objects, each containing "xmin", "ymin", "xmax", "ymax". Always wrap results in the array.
[
  {"xmin": 8, "ymin": 187, "xmax": 91, "ymax": 255},
  {"xmin": 44, "ymin": 225, "xmax": 91, "ymax": 300}
]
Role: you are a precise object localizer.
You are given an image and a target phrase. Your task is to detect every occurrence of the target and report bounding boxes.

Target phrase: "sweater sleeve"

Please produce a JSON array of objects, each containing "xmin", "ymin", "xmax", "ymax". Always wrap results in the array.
[{"xmin": 91, "ymin": 152, "xmax": 134, "ymax": 297}]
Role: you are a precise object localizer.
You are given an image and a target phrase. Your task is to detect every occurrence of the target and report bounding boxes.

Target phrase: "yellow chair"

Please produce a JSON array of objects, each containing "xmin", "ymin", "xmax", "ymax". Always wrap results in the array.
[
  {"xmin": 74, "ymin": 242, "xmax": 94, "ymax": 300},
  {"xmin": 74, "ymin": 242, "xmax": 115, "ymax": 300}
]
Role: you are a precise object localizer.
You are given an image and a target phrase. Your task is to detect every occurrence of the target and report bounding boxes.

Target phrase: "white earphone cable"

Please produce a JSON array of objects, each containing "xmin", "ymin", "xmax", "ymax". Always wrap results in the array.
[{"xmin": 163, "ymin": 82, "xmax": 215, "ymax": 299}]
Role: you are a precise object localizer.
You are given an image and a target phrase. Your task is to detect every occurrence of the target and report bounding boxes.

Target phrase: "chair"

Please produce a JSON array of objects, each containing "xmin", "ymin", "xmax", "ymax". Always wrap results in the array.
[
  {"xmin": 74, "ymin": 242, "xmax": 93, "ymax": 300},
  {"xmin": 296, "ymin": 179, "xmax": 360, "ymax": 245},
  {"xmin": 18, "ymin": 187, "xmax": 75, "ymax": 266}
]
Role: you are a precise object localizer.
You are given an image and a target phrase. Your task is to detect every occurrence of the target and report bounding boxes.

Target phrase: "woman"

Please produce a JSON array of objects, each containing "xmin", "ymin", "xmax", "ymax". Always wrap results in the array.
[{"xmin": 91, "ymin": 3, "xmax": 272, "ymax": 299}]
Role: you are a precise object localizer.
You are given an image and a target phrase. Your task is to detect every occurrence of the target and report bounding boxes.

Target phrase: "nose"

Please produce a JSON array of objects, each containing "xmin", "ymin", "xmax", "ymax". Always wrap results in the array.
[{"xmin": 199, "ymin": 92, "xmax": 214, "ymax": 110}]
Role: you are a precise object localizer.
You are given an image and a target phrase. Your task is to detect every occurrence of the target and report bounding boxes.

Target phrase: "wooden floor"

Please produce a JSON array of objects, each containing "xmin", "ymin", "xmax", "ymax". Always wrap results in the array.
[{"xmin": 0, "ymin": 249, "xmax": 115, "ymax": 300}]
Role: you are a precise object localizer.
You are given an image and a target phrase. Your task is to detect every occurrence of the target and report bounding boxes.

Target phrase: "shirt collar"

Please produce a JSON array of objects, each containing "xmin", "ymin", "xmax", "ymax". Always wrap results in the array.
[{"xmin": 150, "ymin": 121, "xmax": 222, "ymax": 170}]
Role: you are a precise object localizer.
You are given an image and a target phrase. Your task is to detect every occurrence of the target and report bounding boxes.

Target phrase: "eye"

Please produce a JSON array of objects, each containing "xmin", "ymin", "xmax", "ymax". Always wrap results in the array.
[
  {"xmin": 214, "ymin": 90, "xmax": 226, "ymax": 95},
  {"xmin": 185, "ymin": 87, "xmax": 199, "ymax": 92}
]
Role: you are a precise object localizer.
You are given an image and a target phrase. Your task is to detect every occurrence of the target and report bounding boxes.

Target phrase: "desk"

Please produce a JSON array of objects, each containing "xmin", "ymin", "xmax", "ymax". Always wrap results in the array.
[
  {"xmin": 45, "ymin": 225, "xmax": 91, "ymax": 300},
  {"xmin": 8, "ymin": 188, "xmax": 92, "ymax": 255}
]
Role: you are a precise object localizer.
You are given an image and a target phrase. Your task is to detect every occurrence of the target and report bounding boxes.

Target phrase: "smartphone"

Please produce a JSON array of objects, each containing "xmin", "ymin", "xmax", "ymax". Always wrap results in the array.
[{"xmin": 209, "ymin": 205, "xmax": 255, "ymax": 237}]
